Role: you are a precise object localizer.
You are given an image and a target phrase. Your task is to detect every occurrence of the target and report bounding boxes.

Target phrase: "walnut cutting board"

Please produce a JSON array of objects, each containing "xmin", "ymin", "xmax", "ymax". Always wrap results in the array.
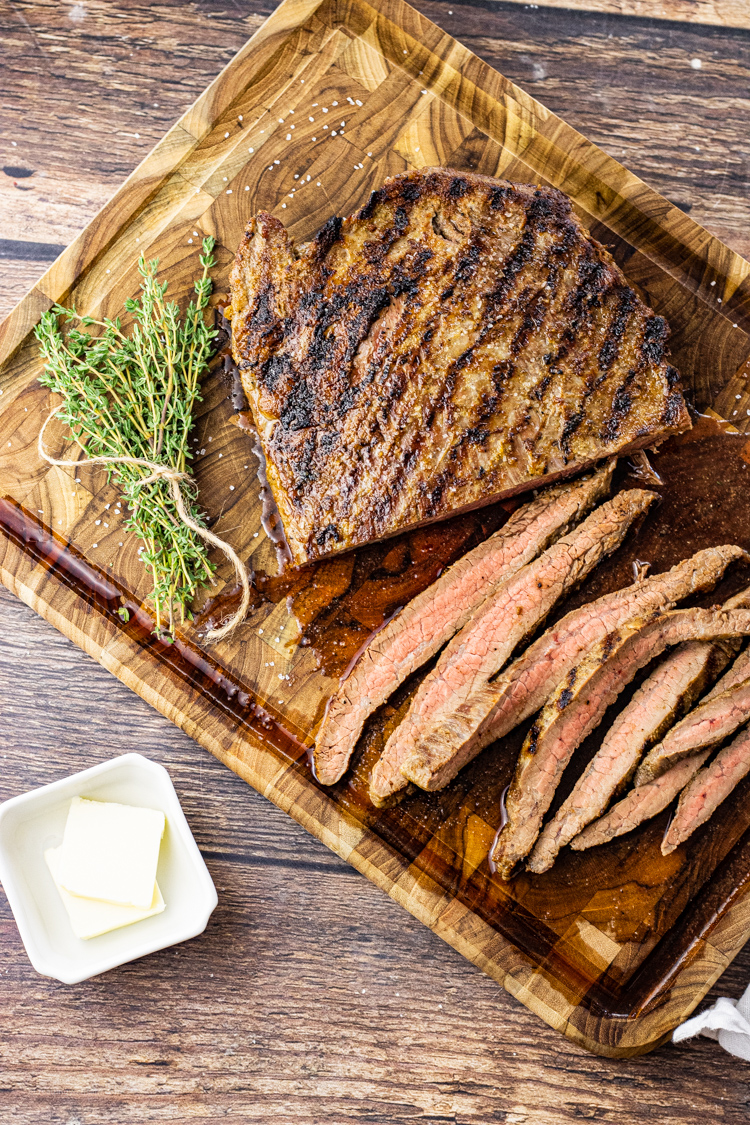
[{"xmin": 2, "ymin": 0, "xmax": 750, "ymax": 1058}]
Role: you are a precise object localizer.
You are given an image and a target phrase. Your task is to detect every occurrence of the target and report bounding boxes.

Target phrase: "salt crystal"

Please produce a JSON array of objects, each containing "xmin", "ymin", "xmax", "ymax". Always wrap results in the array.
[
  {"xmin": 249, "ymin": 147, "xmax": 254, "ymax": 153},
  {"xmin": 691, "ymin": 58, "xmax": 702, "ymax": 69},
  {"xmin": 224, "ymin": 131, "xmax": 230, "ymax": 138},
  {"xmin": 230, "ymin": 485, "xmax": 235, "ymax": 491}
]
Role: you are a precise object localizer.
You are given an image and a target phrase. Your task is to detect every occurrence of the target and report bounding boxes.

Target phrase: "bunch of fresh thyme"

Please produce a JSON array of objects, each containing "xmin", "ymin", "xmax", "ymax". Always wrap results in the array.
[{"xmin": 36, "ymin": 237, "xmax": 219, "ymax": 637}]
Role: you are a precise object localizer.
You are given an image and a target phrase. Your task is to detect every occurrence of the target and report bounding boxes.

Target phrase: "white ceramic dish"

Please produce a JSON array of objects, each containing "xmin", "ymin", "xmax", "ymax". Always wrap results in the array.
[{"xmin": 0, "ymin": 753, "xmax": 218, "ymax": 983}]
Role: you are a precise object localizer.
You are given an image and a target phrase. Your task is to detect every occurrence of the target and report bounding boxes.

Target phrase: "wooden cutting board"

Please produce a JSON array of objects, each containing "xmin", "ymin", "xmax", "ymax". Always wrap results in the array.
[{"xmin": 1, "ymin": 0, "xmax": 750, "ymax": 1057}]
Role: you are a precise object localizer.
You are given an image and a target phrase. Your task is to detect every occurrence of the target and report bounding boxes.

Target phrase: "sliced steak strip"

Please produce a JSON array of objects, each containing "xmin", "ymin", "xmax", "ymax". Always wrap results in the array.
[
  {"xmin": 368, "ymin": 488, "xmax": 657, "ymax": 805},
  {"xmin": 662, "ymin": 725, "xmax": 750, "ymax": 854},
  {"xmin": 570, "ymin": 752, "xmax": 711, "ymax": 851},
  {"xmin": 635, "ymin": 675, "xmax": 750, "ymax": 786},
  {"xmin": 493, "ymin": 607, "xmax": 750, "ymax": 878},
  {"xmin": 399, "ymin": 545, "xmax": 747, "ymax": 793},
  {"xmin": 313, "ymin": 464, "xmax": 614, "ymax": 785},
  {"xmin": 527, "ymin": 638, "xmax": 737, "ymax": 873},
  {"xmin": 703, "ymin": 644, "xmax": 750, "ymax": 701},
  {"xmin": 526, "ymin": 587, "xmax": 750, "ymax": 871}
]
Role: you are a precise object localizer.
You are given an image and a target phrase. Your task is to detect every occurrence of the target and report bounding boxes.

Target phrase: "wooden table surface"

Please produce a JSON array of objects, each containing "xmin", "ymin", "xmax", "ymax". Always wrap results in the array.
[{"xmin": 2, "ymin": 0, "xmax": 750, "ymax": 1120}]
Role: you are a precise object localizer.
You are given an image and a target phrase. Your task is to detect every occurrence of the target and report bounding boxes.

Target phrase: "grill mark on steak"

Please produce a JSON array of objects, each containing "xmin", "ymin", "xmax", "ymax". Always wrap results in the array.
[
  {"xmin": 570, "ymin": 752, "xmax": 711, "ymax": 852},
  {"xmin": 313, "ymin": 465, "xmax": 614, "ymax": 786},
  {"xmin": 370, "ymin": 488, "xmax": 656, "ymax": 806},
  {"xmin": 396, "ymin": 546, "xmax": 748, "ymax": 794},
  {"xmin": 492, "ymin": 607, "xmax": 750, "ymax": 878},
  {"xmin": 229, "ymin": 169, "xmax": 691, "ymax": 565},
  {"xmin": 635, "ymin": 674, "xmax": 750, "ymax": 785},
  {"xmin": 662, "ymin": 725, "xmax": 750, "ymax": 855},
  {"xmin": 597, "ymin": 288, "xmax": 637, "ymax": 371}
]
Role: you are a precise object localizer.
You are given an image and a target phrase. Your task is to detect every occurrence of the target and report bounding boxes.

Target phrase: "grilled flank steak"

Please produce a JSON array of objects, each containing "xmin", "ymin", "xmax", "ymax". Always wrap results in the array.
[{"xmin": 228, "ymin": 168, "xmax": 691, "ymax": 565}]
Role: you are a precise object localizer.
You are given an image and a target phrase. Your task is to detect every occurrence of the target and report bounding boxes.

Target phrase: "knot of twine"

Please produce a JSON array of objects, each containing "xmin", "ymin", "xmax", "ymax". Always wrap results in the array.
[{"xmin": 38, "ymin": 404, "xmax": 250, "ymax": 643}]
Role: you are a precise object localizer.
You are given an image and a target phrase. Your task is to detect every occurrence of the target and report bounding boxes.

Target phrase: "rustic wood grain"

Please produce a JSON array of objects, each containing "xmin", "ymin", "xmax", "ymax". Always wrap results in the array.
[
  {"xmin": 2, "ymin": 0, "xmax": 749, "ymax": 304},
  {"xmin": 2, "ymin": 0, "xmax": 750, "ymax": 1111},
  {"xmin": 1, "ymin": 0, "xmax": 750, "ymax": 1061},
  {"xmin": 499, "ymin": 0, "xmax": 750, "ymax": 32}
]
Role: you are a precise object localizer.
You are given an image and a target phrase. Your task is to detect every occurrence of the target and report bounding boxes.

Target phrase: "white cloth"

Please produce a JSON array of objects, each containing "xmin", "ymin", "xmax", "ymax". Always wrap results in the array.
[{"xmin": 673, "ymin": 983, "xmax": 750, "ymax": 1060}]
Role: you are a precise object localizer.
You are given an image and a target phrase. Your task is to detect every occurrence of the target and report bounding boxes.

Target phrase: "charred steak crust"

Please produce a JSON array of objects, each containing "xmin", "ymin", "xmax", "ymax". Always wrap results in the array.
[{"xmin": 229, "ymin": 168, "xmax": 691, "ymax": 565}]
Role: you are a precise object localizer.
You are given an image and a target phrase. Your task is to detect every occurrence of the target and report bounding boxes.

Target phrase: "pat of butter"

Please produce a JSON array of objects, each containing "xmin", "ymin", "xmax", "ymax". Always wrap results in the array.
[
  {"xmin": 45, "ymin": 847, "xmax": 165, "ymax": 940},
  {"xmin": 58, "ymin": 796, "xmax": 166, "ymax": 909}
]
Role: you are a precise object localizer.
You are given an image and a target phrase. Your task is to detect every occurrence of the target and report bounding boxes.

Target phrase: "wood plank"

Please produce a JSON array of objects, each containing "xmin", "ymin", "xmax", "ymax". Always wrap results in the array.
[
  {"xmin": 499, "ymin": 0, "xmax": 750, "ymax": 32},
  {"xmin": 1, "ymin": 0, "xmax": 750, "ymax": 1061}
]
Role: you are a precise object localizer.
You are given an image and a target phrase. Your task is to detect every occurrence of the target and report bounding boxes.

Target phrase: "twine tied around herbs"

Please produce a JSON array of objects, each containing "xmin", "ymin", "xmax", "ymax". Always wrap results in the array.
[{"xmin": 38, "ymin": 403, "xmax": 251, "ymax": 643}]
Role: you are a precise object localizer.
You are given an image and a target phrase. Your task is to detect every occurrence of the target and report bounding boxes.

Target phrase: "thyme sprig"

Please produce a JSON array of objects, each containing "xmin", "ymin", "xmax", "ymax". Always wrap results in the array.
[{"xmin": 35, "ymin": 238, "xmax": 219, "ymax": 637}]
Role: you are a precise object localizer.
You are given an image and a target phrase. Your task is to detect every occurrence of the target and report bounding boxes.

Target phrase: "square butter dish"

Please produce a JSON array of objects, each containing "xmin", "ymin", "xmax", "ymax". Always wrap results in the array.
[{"xmin": 0, "ymin": 753, "xmax": 217, "ymax": 983}]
